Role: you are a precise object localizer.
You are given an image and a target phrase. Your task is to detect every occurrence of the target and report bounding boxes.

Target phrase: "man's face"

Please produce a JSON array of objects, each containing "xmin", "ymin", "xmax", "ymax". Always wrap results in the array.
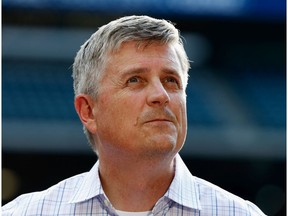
[{"xmin": 93, "ymin": 41, "xmax": 187, "ymax": 159}]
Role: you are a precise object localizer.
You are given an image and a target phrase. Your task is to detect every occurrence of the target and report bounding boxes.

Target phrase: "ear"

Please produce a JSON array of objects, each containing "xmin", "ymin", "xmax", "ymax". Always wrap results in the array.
[{"xmin": 74, "ymin": 94, "xmax": 98, "ymax": 134}]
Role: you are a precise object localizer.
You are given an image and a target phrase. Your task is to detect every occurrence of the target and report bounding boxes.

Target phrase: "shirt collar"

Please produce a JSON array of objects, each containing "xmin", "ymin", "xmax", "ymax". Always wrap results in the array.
[
  {"xmin": 69, "ymin": 161, "xmax": 104, "ymax": 203},
  {"xmin": 164, "ymin": 154, "xmax": 201, "ymax": 210},
  {"xmin": 69, "ymin": 154, "xmax": 201, "ymax": 211}
]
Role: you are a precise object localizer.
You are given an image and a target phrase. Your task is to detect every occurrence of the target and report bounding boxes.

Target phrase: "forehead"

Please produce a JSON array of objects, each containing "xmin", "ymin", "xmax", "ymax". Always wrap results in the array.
[{"xmin": 106, "ymin": 41, "xmax": 182, "ymax": 70}]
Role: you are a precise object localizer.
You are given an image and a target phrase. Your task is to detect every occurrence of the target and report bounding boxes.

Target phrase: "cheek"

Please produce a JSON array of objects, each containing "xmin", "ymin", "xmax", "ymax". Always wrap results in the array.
[
  {"xmin": 172, "ymin": 97, "xmax": 187, "ymax": 137},
  {"xmin": 179, "ymin": 105, "xmax": 187, "ymax": 131},
  {"xmin": 175, "ymin": 98, "xmax": 187, "ymax": 139},
  {"xmin": 171, "ymin": 94, "xmax": 187, "ymax": 117},
  {"xmin": 96, "ymin": 94, "xmax": 118, "ymax": 126},
  {"xmin": 98, "ymin": 93, "xmax": 138, "ymax": 124}
]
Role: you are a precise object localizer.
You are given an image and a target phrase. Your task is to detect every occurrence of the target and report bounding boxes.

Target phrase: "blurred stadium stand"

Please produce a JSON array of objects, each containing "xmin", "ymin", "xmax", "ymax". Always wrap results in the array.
[{"xmin": 2, "ymin": 0, "xmax": 286, "ymax": 215}]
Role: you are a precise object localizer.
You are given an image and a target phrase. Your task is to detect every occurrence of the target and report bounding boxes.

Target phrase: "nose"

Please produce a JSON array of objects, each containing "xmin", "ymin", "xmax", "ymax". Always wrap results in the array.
[{"xmin": 146, "ymin": 81, "xmax": 170, "ymax": 107}]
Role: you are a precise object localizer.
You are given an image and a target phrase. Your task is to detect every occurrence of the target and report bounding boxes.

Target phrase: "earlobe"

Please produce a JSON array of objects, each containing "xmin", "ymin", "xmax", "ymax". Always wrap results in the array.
[{"xmin": 74, "ymin": 94, "xmax": 97, "ymax": 134}]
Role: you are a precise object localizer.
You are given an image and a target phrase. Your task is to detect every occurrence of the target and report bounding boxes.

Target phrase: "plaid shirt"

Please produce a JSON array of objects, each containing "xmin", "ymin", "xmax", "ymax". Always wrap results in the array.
[{"xmin": 2, "ymin": 154, "xmax": 266, "ymax": 215}]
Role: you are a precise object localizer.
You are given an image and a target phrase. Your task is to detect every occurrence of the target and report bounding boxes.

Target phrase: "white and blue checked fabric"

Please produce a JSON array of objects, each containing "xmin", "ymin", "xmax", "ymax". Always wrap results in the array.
[{"xmin": 2, "ymin": 154, "xmax": 266, "ymax": 215}]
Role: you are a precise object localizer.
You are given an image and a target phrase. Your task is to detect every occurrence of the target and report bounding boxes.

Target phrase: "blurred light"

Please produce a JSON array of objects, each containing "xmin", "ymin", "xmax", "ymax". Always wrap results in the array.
[
  {"xmin": 2, "ymin": 168, "xmax": 20, "ymax": 201},
  {"xmin": 183, "ymin": 33, "xmax": 212, "ymax": 67},
  {"xmin": 255, "ymin": 184, "xmax": 285, "ymax": 215},
  {"xmin": 167, "ymin": 0, "xmax": 246, "ymax": 15},
  {"xmin": 2, "ymin": 0, "xmax": 285, "ymax": 21}
]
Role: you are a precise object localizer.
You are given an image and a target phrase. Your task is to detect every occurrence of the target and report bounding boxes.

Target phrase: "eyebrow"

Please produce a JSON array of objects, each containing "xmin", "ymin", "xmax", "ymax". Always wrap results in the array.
[
  {"xmin": 119, "ymin": 67, "xmax": 181, "ymax": 79},
  {"xmin": 162, "ymin": 68, "xmax": 182, "ymax": 77},
  {"xmin": 120, "ymin": 67, "xmax": 149, "ymax": 76}
]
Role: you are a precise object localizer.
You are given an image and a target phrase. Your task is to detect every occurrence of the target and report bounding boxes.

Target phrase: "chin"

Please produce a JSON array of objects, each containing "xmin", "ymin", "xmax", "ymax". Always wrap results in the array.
[{"xmin": 138, "ymin": 138, "xmax": 178, "ymax": 158}]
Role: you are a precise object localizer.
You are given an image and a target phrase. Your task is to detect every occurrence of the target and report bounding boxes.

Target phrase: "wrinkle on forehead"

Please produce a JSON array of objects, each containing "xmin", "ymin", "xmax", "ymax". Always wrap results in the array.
[
  {"xmin": 107, "ymin": 41, "xmax": 181, "ymax": 67},
  {"xmin": 102, "ymin": 41, "xmax": 187, "ymax": 89}
]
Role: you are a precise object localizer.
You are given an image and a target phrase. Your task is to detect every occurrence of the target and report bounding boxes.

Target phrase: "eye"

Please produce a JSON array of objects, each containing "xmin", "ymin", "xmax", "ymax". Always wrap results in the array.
[
  {"xmin": 165, "ymin": 76, "xmax": 178, "ymax": 84},
  {"xmin": 164, "ymin": 76, "xmax": 183, "ymax": 90},
  {"xmin": 127, "ymin": 76, "xmax": 140, "ymax": 83}
]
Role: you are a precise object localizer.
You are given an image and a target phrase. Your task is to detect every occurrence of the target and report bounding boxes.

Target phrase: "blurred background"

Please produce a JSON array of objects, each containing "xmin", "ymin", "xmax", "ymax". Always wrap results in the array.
[{"xmin": 2, "ymin": 0, "xmax": 286, "ymax": 215}]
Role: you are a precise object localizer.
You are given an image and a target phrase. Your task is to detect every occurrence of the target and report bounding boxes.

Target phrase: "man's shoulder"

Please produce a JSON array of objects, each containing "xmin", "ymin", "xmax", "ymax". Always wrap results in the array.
[
  {"xmin": 193, "ymin": 176, "xmax": 266, "ymax": 215},
  {"xmin": 2, "ymin": 172, "xmax": 87, "ymax": 215}
]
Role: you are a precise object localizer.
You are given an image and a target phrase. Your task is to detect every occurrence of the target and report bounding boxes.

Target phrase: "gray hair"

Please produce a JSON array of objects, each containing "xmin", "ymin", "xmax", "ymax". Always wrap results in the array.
[{"xmin": 72, "ymin": 15, "xmax": 190, "ymax": 149}]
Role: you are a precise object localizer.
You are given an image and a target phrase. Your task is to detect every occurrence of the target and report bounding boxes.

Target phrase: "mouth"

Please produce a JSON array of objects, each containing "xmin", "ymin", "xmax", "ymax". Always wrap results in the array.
[{"xmin": 145, "ymin": 119, "xmax": 173, "ymax": 124}]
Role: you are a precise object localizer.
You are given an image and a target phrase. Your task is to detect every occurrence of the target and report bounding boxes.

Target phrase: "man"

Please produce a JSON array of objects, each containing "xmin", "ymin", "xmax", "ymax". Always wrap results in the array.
[{"xmin": 2, "ymin": 15, "xmax": 265, "ymax": 215}]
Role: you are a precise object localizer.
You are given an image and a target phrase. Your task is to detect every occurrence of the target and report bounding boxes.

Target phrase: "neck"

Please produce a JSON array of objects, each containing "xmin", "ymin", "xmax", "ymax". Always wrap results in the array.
[{"xmin": 98, "ymin": 153, "xmax": 176, "ymax": 212}]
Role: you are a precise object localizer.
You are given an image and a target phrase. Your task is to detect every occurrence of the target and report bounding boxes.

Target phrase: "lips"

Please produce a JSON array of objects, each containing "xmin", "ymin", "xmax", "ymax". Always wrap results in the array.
[
  {"xmin": 145, "ymin": 119, "xmax": 173, "ymax": 123},
  {"xmin": 143, "ymin": 115, "xmax": 175, "ymax": 125}
]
